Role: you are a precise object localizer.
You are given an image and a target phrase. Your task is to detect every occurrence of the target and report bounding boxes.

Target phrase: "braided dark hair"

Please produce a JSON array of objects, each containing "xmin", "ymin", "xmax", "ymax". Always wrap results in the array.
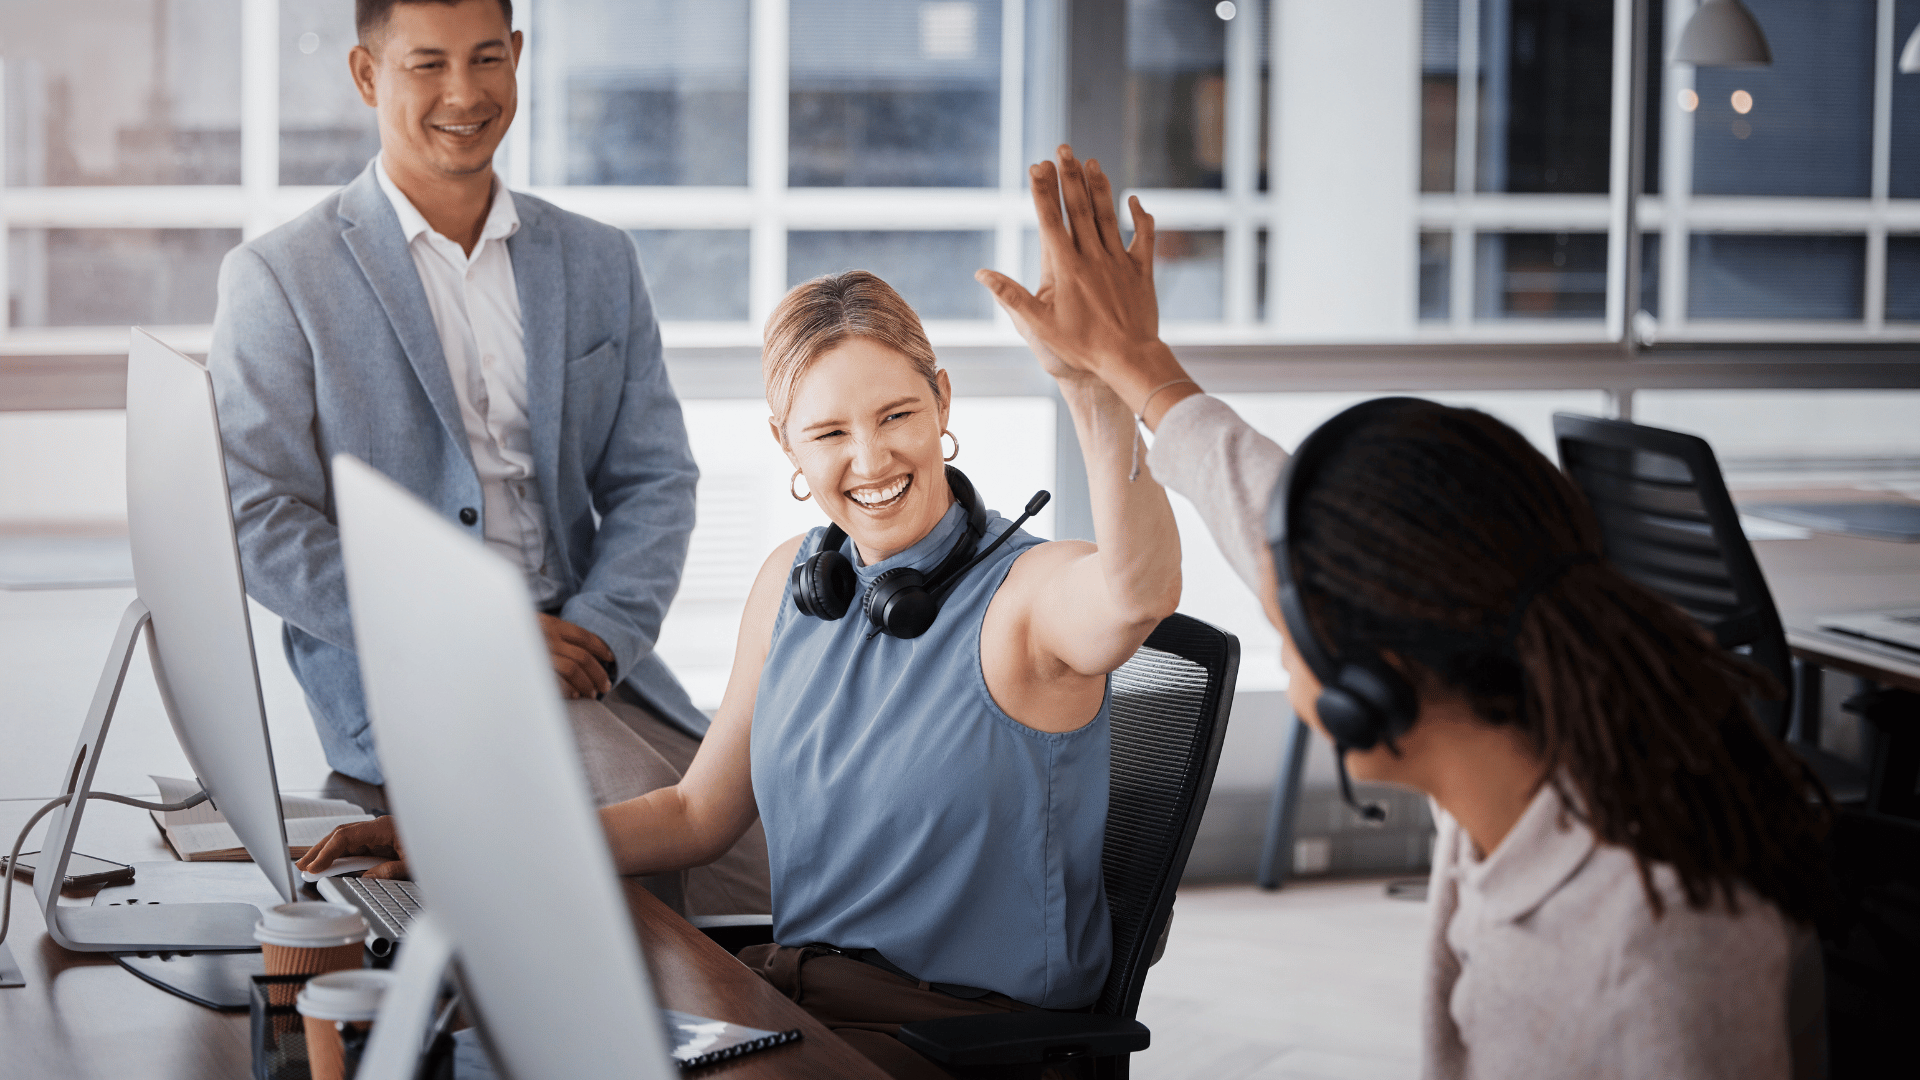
[{"xmin": 1293, "ymin": 400, "xmax": 1831, "ymax": 923}]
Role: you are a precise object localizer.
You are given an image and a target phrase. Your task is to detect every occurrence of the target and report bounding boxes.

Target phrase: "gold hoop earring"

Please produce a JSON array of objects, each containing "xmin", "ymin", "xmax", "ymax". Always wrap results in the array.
[
  {"xmin": 941, "ymin": 430, "xmax": 960, "ymax": 462},
  {"xmin": 790, "ymin": 468, "xmax": 812, "ymax": 502}
]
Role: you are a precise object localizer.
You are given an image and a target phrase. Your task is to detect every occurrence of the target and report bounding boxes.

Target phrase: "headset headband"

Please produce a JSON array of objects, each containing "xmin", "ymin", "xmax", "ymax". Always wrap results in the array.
[{"xmin": 1266, "ymin": 397, "xmax": 1428, "ymax": 685}]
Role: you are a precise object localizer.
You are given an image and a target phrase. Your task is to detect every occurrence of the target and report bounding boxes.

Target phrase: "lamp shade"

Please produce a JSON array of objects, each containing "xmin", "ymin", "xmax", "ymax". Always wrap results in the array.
[
  {"xmin": 1673, "ymin": 0, "xmax": 1772, "ymax": 67},
  {"xmin": 1902, "ymin": 22, "xmax": 1920, "ymax": 74}
]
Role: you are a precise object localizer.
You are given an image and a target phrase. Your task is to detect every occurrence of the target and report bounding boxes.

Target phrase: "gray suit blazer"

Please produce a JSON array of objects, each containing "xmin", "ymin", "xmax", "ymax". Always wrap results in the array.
[{"xmin": 209, "ymin": 161, "xmax": 704, "ymax": 784}]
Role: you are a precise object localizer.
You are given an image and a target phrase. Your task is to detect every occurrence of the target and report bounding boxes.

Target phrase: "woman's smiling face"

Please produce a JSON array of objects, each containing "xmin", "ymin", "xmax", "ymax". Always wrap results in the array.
[{"xmin": 777, "ymin": 337, "xmax": 954, "ymax": 564}]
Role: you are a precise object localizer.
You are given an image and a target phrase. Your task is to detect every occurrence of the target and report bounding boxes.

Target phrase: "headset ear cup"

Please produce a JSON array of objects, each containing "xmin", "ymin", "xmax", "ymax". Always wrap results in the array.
[
  {"xmin": 1323, "ymin": 661, "xmax": 1420, "ymax": 749},
  {"xmin": 792, "ymin": 550, "xmax": 856, "ymax": 620},
  {"xmin": 1315, "ymin": 686, "xmax": 1379, "ymax": 751},
  {"xmin": 865, "ymin": 567, "xmax": 938, "ymax": 639}
]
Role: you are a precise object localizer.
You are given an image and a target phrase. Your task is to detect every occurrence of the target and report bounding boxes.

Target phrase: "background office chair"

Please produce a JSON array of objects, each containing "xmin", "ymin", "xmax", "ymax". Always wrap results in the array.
[
  {"xmin": 699, "ymin": 613, "xmax": 1239, "ymax": 1079},
  {"xmin": 1552, "ymin": 412, "xmax": 1868, "ymax": 803}
]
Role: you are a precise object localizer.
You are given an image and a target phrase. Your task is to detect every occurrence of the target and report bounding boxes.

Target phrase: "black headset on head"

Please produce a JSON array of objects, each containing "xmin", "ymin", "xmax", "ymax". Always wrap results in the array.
[
  {"xmin": 1266, "ymin": 398, "xmax": 1426, "ymax": 824},
  {"xmin": 790, "ymin": 465, "xmax": 1051, "ymax": 640}
]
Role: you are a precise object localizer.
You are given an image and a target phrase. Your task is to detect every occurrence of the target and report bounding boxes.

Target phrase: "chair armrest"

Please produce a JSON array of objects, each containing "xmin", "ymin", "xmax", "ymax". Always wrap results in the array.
[
  {"xmin": 896, "ymin": 1013, "xmax": 1149, "ymax": 1066},
  {"xmin": 688, "ymin": 914, "xmax": 774, "ymax": 955}
]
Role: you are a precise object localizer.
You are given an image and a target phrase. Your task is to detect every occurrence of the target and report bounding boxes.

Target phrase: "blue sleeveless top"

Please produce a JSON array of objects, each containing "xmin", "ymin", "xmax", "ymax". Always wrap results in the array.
[{"xmin": 751, "ymin": 500, "xmax": 1113, "ymax": 1009}]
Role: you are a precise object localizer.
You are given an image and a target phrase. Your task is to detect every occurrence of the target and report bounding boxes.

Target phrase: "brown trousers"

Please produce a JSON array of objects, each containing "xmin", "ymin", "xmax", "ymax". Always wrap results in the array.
[
  {"xmin": 564, "ymin": 686, "xmax": 771, "ymax": 916},
  {"xmin": 737, "ymin": 944, "xmax": 1044, "ymax": 1080}
]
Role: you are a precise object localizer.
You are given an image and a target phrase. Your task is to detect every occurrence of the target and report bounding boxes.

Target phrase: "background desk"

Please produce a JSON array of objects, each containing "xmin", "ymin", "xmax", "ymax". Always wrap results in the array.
[
  {"xmin": 1746, "ymin": 490, "xmax": 1920, "ymax": 694},
  {"xmin": 0, "ymin": 795, "xmax": 886, "ymax": 1080}
]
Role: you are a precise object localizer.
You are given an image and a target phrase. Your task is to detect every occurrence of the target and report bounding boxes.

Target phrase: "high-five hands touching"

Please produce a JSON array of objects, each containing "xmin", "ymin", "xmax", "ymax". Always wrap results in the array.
[{"xmin": 975, "ymin": 144, "xmax": 1202, "ymax": 429}]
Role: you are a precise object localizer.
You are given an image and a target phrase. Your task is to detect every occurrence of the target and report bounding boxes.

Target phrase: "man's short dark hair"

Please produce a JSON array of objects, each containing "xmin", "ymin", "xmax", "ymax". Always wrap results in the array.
[{"xmin": 356, "ymin": 0, "xmax": 514, "ymax": 46}]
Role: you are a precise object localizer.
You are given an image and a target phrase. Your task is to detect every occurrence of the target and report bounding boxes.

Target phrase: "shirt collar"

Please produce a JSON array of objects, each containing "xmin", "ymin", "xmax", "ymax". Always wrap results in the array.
[
  {"xmin": 845, "ymin": 500, "xmax": 972, "ymax": 579},
  {"xmin": 1457, "ymin": 780, "xmax": 1599, "ymax": 924},
  {"xmin": 374, "ymin": 154, "xmax": 520, "ymax": 248}
]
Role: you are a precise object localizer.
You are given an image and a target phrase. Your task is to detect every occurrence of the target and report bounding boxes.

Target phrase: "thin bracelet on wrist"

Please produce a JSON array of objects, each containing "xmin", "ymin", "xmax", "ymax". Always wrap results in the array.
[{"xmin": 1129, "ymin": 379, "xmax": 1200, "ymax": 482}]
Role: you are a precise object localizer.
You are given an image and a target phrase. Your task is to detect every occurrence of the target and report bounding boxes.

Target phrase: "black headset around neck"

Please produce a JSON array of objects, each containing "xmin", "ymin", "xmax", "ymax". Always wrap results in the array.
[
  {"xmin": 790, "ymin": 466, "xmax": 1050, "ymax": 640},
  {"xmin": 1266, "ymin": 398, "xmax": 1425, "ymax": 823}
]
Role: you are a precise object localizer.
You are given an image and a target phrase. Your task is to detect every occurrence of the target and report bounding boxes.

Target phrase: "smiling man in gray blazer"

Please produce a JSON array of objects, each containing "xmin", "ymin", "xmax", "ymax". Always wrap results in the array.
[{"xmin": 209, "ymin": 0, "xmax": 766, "ymax": 913}]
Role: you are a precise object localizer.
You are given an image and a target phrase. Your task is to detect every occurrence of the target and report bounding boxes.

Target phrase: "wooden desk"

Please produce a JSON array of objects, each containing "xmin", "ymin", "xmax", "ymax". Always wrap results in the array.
[
  {"xmin": 0, "ymin": 796, "xmax": 886, "ymax": 1080},
  {"xmin": 1744, "ymin": 491, "xmax": 1920, "ymax": 693}
]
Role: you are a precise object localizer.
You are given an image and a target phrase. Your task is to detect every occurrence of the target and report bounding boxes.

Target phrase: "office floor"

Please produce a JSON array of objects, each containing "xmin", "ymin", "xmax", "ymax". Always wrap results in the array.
[{"xmin": 2, "ymin": 584, "xmax": 1427, "ymax": 1079}]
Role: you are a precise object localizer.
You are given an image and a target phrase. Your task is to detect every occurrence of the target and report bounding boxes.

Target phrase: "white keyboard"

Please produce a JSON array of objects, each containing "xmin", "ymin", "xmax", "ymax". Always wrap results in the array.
[{"xmin": 317, "ymin": 874, "xmax": 422, "ymax": 957}]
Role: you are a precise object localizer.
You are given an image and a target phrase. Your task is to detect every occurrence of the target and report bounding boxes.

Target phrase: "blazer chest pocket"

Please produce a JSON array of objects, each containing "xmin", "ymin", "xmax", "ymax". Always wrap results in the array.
[{"xmin": 564, "ymin": 340, "xmax": 622, "ymax": 447}]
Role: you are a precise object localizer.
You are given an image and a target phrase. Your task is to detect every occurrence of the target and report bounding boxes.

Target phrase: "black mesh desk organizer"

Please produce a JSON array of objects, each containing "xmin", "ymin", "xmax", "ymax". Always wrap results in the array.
[{"xmin": 897, "ymin": 613, "xmax": 1239, "ymax": 1077}]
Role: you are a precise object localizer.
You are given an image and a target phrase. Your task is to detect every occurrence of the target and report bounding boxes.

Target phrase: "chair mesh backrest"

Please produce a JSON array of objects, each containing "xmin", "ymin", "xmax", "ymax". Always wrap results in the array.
[
  {"xmin": 1095, "ymin": 614, "xmax": 1238, "ymax": 1017},
  {"xmin": 1553, "ymin": 413, "xmax": 1791, "ymax": 735}
]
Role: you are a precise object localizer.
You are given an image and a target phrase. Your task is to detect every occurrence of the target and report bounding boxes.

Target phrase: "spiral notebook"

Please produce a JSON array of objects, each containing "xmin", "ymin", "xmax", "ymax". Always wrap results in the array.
[{"xmin": 665, "ymin": 1010, "xmax": 803, "ymax": 1069}]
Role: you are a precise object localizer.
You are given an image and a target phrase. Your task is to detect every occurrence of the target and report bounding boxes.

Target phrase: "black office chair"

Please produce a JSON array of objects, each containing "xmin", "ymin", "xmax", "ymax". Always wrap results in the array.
[
  {"xmin": 1552, "ymin": 412, "xmax": 1866, "ymax": 802},
  {"xmin": 698, "ymin": 613, "xmax": 1239, "ymax": 1079}
]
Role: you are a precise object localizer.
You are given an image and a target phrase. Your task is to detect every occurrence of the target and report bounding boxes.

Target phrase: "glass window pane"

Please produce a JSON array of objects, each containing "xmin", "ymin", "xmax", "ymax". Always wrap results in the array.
[
  {"xmin": 1690, "ymin": 0, "xmax": 1873, "ymax": 198},
  {"xmin": 787, "ymin": 230, "xmax": 995, "ymax": 319},
  {"xmin": 9, "ymin": 228, "xmax": 239, "ymax": 327},
  {"xmin": 1889, "ymin": 0, "xmax": 1920, "ymax": 198},
  {"xmin": 789, "ymin": 0, "xmax": 1001, "ymax": 188},
  {"xmin": 1686, "ymin": 234, "xmax": 1864, "ymax": 321},
  {"xmin": 1155, "ymin": 230, "xmax": 1225, "ymax": 320},
  {"xmin": 1419, "ymin": 231, "xmax": 1452, "ymax": 320},
  {"xmin": 533, "ymin": 0, "xmax": 749, "ymax": 185},
  {"xmin": 1128, "ymin": 0, "xmax": 1227, "ymax": 190},
  {"xmin": 1472, "ymin": 232, "xmax": 1606, "ymax": 319},
  {"xmin": 280, "ymin": 0, "xmax": 380, "ymax": 185},
  {"xmin": 1884, "ymin": 236, "xmax": 1920, "ymax": 322},
  {"xmin": 631, "ymin": 230, "xmax": 750, "ymax": 321},
  {"xmin": 1422, "ymin": 0, "xmax": 1459, "ymax": 193},
  {"xmin": 2, "ymin": 0, "xmax": 241, "ymax": 186},
  {"xmin": 1475, "ymin": 0, "xmax": 1613, "ymax": 194},
  {"xmin": 1635, "ymin": 390, "xmax": 1920, "ymax": 468}
]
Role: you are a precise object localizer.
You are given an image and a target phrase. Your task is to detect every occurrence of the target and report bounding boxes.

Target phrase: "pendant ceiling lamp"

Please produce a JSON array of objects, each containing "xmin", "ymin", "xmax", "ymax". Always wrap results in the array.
[
  {"xmin": 1902, "ymin": 21, "xmax": 1920, "ymax": 74},
  {"xmin": 1673, "ymin": 0, "xmax": 1772, "ymax": 67}
]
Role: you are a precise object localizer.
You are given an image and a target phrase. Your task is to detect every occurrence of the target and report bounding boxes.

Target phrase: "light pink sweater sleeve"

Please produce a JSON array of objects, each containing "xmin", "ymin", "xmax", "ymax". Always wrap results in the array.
[{"xmin": 1142, "ymin": 394, "xmax": 1288, "ymax": 598}]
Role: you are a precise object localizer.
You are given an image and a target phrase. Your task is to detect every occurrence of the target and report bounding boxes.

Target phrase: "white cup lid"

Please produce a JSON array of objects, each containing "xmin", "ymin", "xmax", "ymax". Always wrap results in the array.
[
  {"xmin": 254, "ymin": 902, "xmax": 368, "ymax": 948},
  {"xmin": 297, "ymin": 968, "xmax": 397, "ymax": 1021}
]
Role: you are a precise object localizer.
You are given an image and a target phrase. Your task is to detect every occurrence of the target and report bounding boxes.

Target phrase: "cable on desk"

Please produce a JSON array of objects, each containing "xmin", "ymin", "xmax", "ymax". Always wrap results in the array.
[{"xmin": 0, "ymin": 787, "xmax": 210, "ymax": 957}]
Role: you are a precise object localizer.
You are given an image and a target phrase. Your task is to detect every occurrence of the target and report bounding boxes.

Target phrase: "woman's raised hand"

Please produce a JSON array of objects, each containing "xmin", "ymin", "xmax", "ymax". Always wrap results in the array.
[
  {"xmin": 296, "ymin": 816, "xmax": 409, "ymax": 880},
  {"xmin": 976, "ymin": 145, "xmax": 1196, "ymax": 423}
]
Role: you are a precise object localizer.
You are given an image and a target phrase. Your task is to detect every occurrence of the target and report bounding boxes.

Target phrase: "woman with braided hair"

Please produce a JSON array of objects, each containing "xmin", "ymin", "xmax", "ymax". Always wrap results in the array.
[{"xmin": 976, "ymin": 145, "xmax": 1832, "ymax": 1078}]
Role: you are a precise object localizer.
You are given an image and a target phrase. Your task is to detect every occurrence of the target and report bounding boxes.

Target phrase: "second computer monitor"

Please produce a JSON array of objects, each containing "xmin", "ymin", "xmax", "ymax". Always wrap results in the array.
[{"xmin": 333, "ymin": 453, "xmax": 675, "ymax": 1079}]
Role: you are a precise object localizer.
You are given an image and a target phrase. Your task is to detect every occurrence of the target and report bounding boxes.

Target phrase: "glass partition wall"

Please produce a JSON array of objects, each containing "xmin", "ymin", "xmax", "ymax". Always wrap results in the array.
[{"xmin": 12, "ymin": 0, "xmax": 1920, "ymax": 343}]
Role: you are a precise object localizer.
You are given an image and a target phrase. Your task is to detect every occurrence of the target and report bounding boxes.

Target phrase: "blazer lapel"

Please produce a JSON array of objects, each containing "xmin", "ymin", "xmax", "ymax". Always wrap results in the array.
[
  {"xmin": 508, "ymin": 195, "xmax": 566, "ymax": 520},
  {"xmin": 336, "ymin": 165, "xmax": 470, "ymax": 459}
]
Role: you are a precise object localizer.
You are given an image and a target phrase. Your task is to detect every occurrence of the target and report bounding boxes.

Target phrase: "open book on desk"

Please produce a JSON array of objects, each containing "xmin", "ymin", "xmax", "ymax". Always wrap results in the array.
[
  {"xmin": 149, "ymin": 775, "xmax": 375, "ymax": 862},
  {"xmin": 666, "ymin": 1010, "xmax": 803, "ymax": 1068},
  {"xmin": 448, "ymin": 1012, "xmax": 801, "ymax": 1074}
]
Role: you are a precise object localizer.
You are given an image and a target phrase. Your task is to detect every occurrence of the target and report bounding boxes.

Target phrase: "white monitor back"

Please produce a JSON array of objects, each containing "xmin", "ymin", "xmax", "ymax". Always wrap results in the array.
[
  {"xmin": 125, "ymin": 328, "xmax": 295, "ymax": 902},
  {"xmin": 332, "ymin": 454, "xmax": 674, "ymax": 1080}
]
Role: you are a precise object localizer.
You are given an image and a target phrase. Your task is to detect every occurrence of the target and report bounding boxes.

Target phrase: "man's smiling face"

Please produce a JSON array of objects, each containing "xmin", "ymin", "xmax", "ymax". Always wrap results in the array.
[{"xmin": 352, "ymin": 0, "xmax": 520, "ymax": 184}]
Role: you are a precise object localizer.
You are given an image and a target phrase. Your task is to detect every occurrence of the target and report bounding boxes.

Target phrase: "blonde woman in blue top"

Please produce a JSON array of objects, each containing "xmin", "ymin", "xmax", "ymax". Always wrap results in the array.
[{"xmin": 597, "ymin": 174, "xmax": 1178, "ymax": 1075}]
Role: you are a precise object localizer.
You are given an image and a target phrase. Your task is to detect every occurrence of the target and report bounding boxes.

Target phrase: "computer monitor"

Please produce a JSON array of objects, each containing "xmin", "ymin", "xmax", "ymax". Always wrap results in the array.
[
  {"xmin": 332, "ymin": 453, "xmax": 676, "ymax": 1079},
  {"xmin": 35, "ymin": 328, "xmax": 296, "ymax": 951}
]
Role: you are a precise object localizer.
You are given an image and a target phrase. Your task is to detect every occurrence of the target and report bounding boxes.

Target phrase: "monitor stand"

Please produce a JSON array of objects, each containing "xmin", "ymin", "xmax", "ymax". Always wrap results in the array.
[{"xmin": 35, "ymin": 599, "xmax": 264, "ymax": 953}]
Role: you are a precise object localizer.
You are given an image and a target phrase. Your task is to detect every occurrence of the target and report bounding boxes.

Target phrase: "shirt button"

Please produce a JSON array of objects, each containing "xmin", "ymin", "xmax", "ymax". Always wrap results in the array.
[{"xmin": 459, "ymin": 507, "xmax": 479, "ymax": 526}]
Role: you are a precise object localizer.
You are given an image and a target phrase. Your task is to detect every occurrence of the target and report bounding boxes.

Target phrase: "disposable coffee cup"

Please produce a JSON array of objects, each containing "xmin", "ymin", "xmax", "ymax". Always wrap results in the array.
[
  {"xmin": 255, "ymin": 902, "xmax": 367, "ymax": 1006},
  {"xmin": 297, "ymin": 968, "xmax": 396, "ymax": 1080}
]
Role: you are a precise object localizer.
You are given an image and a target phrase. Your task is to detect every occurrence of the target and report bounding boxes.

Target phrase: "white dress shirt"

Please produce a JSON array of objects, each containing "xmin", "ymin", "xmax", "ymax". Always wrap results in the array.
[
  {"xmin": 375, "ymin": 157, "xmax": 562, "ymax": 605},
  {"xmin": 1145, "ymin": 392, "xmax": 1821, "ymax": 1080}
]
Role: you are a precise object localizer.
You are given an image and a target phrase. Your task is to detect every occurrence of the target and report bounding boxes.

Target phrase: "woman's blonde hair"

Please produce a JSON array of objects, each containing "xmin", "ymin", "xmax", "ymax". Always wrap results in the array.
[{"xmin": 763, "ymin": 271, "xmax": 942, "ymax": 441}]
